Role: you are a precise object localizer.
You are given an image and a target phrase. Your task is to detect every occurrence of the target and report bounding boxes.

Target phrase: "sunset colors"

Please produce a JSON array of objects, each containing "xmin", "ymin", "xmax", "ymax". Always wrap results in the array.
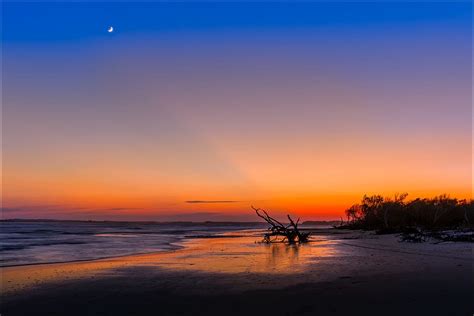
[{"xmin": 2, "ymin": 2, "xmax": 472, "ymax": 221}]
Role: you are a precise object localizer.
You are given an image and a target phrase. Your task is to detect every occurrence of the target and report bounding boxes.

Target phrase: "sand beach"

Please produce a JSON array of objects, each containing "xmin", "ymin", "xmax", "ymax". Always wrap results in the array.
[{"xmin": 1, "ymin": 229, "xmax": 472, "ymax": 316}]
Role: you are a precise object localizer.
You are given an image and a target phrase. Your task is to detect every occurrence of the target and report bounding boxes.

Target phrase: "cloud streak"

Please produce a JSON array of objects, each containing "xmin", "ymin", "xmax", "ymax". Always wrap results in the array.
[{"xmin": 185, "ymin": 200, "xmax": 240, "ymax": 204}]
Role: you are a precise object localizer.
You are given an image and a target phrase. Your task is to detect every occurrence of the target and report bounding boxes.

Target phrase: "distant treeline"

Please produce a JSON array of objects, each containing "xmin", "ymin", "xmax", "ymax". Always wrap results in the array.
[{"xmin": 343, "ymin": 194, "xmax": 473, "ymax": 231}]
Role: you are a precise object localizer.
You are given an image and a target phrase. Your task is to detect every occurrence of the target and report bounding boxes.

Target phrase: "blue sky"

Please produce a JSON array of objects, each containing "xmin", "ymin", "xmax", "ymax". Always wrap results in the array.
[{"xmin": 4, "ymin": 2, "xmax": 471, "ymax": 42}]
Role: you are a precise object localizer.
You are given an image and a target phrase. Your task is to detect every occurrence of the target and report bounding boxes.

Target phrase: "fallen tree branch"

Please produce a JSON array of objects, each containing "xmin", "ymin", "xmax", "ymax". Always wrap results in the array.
[{"xmin": 252, "ymin": 206, "xmax": 310, "ymax": 243}]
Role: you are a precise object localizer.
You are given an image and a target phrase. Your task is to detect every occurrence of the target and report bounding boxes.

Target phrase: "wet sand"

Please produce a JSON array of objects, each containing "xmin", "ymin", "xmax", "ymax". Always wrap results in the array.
[{"xmin": 1, "ymin": 229, "xmax": 472, "ymax": 315}]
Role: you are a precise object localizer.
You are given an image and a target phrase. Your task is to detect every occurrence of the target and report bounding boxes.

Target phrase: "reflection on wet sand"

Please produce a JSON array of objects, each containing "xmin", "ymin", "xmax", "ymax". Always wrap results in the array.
[
  {"xmin": 159, "ymin": 233, "xmax": 337, "ymax": 274},
  {"xmin": 0, "ymin": 230, "xmax": 338, "ymax": 293}
]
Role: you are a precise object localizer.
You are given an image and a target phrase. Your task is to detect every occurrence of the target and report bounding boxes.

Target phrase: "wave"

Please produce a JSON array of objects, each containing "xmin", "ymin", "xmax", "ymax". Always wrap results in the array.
[{"xmin": 0, "ymin": 221, "xmax": 262, "ymax": 267}]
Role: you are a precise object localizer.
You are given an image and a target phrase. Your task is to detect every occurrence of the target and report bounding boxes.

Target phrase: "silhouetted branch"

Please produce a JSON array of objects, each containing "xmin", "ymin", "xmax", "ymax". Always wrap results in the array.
[{"xmin": 252, "ymin": 206, "xmax": 310, "ymax": 243}]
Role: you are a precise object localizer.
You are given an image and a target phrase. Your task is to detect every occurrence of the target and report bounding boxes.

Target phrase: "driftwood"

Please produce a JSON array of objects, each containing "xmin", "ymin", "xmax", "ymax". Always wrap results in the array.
[{"xmin": 252, "ymin": 206, "xmax": 310, "ymax": 243}]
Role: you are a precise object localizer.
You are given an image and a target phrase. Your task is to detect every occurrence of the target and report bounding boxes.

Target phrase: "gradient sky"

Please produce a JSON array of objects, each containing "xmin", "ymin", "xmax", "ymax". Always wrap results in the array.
[{"xmin": 2, "ymin": 1, "xmax": 472, "ymax": 221}]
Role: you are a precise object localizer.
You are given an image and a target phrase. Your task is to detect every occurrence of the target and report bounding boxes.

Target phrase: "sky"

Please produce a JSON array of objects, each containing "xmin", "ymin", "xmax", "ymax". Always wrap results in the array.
[{"xmin": 2, "ymin": 1, "xmax": 472, "ymax": 221}]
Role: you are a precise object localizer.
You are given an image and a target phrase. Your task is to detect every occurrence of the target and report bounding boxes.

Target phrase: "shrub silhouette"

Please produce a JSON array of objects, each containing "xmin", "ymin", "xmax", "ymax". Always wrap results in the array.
[{"xmin": 344, "ymin": 194, "xmax": 473, "ymax": 231}]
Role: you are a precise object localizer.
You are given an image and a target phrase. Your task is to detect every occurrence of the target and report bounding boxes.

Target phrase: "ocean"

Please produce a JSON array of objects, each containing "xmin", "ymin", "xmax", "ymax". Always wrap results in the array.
[{"xmin": 0, "ymin": 220, "xmax": 265, "ymax": 267}]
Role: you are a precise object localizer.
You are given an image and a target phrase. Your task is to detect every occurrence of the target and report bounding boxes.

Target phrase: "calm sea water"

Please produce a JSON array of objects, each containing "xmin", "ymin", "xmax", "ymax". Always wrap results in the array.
[{"xmin": 0, "ymin": 220, "xmax": 265, "ymax": 267}]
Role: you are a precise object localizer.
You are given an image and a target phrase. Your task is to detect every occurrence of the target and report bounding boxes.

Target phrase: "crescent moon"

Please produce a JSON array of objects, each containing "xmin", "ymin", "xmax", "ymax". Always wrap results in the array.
[{"xmin": 108, "ymin": 26, "xmax": 114, "ymax": 33}]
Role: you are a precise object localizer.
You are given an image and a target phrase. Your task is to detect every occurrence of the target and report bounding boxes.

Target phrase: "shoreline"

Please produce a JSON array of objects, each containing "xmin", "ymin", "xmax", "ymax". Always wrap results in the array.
[
  {"xmin": 0, "ymin": 229, "xmax": 265, "ymax": 269},
  {"xmin": 2, "ymin": 231, "xmax": 470, "ymax": 270},
  {"xmin": 1, "ymin": 228, "xmax": 472, "ymax": 315}
]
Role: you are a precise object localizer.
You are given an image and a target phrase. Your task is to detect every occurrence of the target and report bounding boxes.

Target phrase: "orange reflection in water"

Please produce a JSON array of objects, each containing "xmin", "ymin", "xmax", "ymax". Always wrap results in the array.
[
  {"xmin": 155, "ymin": 232, "xmax": 338, "ymax": 274},
  {"xmin": 0, "ymin": 231, "xmax": 338, "ymax": 293}
]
